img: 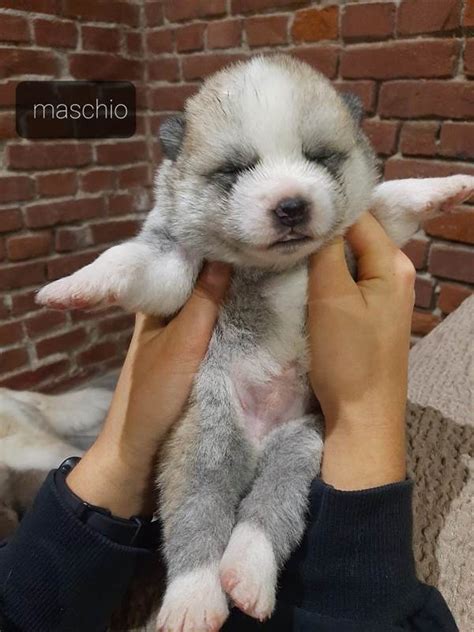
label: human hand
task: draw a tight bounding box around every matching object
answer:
[67,262,231,517]
[308,212,415,490]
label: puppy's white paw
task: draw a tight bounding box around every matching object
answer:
[220,522,277,621]
[157,565,229,632]
[37,242,153,312]
[419,175,474,215]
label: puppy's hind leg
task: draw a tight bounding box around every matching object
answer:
[157,387,254,632]
[220,416,323,621]
[370,175,474,247]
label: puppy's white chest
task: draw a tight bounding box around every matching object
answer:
[231,266,309,444]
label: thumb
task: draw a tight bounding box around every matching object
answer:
[309,237,356,301]
[173,261,232,349]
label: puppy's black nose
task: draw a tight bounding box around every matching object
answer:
[274,197,309,227]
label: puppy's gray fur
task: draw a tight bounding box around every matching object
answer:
[37,55,474,630]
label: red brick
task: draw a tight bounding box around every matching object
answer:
[0,0,59,13]
[36,328,87,359]
[385,158,474,180]
[63,0,139,26]
[145,1,164,26]
[429,243,474,283]
[0,112,15,139]
[290,47,339,80]
[182,53,247,81]
[166,0,227,22]
[438,282,472,313]
[379,81,474,119]
[438,122,474,160]
[464,39,474,78]
[398,0,461,35]
[402,238,429,270]
[0,322,23,346]
[400,122,439,157]
[0,360,69,390]
[91,220,140,245]
[55,226,92,252]
[0,208,22,234]
[23,309,67,338]
[82,25,120,52]
[342,2,395,41]
[465,0,474,26]
[208,19,242,49]
[96,140,147,165]
[98,313,134,335]
[78,341,117,367]
[411,310,441,335]
[0,262,45,290]
[232,0,306,14]
[0,80,16,107]
[0,176,34,203]
[292,6,339,42]
[69,54,142,81]
[176,24,205,53]
[0,348,28,373]
[36,172,78,197]
[0,14,30,43]
[0,297,8,319]
[117,165,151,189]
[424,210,474,245]
[47,250,100,281]
[26,197,105,229]
[414,276,435,308]
[0,48,59,79]
[245,15,288,47]
[7,143,92,170]
[147,29,174,54]
[126,31,143,56]
[150,84,199,111]
[335,81,376,115]
[34,18,77,48]
[362,119,398,155]
[80,169,115,193]
[148,58,180,82]
[71,305,118,324]
[107,193,135,216]
[0,238,4,261]
[7,232,51,261]
[11,291,39,316]
[341,40,460,80]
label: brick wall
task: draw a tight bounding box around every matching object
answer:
[0,0,473,391]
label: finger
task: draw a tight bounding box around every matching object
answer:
[346,212,397,281]
[173,261,232,352]
[309,237,357,301]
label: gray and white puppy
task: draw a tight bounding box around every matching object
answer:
[38,55,474,631]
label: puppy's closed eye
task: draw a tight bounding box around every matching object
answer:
[211,161,257,190]
[303,149,347,176]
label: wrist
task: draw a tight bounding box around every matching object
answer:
[66,441,155,519]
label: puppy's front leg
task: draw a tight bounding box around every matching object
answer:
[37,235,200,316]
[220,416,323,621]
[370,175,474,247]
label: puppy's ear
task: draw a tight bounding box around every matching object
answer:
[159,114,186,160]
[341,93,364,126]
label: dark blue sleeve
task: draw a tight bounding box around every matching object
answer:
[224,479,458,631]
[0,471,153,632]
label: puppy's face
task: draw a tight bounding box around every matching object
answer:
[159,56,378,268]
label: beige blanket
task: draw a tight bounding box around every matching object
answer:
[407,296,473,631]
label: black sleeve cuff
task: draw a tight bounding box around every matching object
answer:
[0,471,154,632]
[279,478,424,623]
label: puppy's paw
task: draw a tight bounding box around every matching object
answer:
[37,242,152,312]
[420,175,474,215]
[157,565,229,632]
[220,522,277,621]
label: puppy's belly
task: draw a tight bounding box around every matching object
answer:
[232,364,307,444]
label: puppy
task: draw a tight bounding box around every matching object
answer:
[38,55,474,631]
